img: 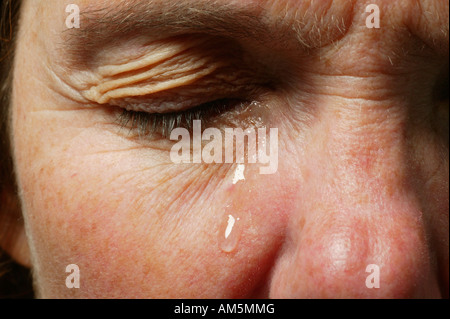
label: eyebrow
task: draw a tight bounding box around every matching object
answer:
[61,0,290,62]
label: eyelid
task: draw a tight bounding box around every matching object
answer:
[80,35,271,112]
[104,73,266,115]
[84,63,221,106]
[83,56,223,107]
[88,68,268,114]
[82,36,227,105]
[95,36,211,77]
[115,98,254,140]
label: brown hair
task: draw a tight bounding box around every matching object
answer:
[0,0,34,298]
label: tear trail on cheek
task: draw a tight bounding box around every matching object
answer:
[218,169,250,253]
[219,212,243,253]
[232,164,246,184]
[217,160,270,254]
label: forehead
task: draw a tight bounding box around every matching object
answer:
[19,0,448,64]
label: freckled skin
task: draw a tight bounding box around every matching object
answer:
[8,0,449,298]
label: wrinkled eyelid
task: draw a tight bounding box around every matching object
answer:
[83,57,223,107]
[79,36,260,111]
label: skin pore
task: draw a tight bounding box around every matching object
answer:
[4,0,449,298]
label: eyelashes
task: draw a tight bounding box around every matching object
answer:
[116,98,248,139]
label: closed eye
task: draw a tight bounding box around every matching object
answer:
[115,98,251,139]
[80,34,275,140]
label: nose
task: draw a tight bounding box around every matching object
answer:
[268,99,443,298]
[265,0,448,299]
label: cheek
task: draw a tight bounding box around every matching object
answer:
[13,102,296,298]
